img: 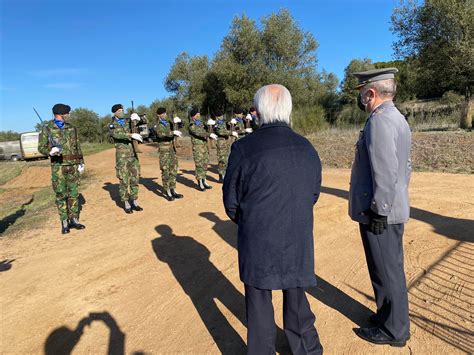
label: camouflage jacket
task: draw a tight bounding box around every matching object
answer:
[214,117,231,140]
[155,117,175,146]
[108,118,135,157]
[233,117,246,138]
[38,120,83,166]
[188,119,210,146]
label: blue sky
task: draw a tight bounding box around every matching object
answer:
[1,0,399,132]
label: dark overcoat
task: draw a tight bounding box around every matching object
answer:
[223,122,322,290]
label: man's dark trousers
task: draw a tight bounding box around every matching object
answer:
[245,285,323,354]
[359,223,410,341]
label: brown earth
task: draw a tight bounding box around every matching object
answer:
[1,144,473,354]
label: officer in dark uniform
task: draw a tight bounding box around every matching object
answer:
[349,68,412,347]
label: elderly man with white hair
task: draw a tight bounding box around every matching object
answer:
[223,84,323,354]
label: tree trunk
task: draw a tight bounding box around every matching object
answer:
[460,85,473,129]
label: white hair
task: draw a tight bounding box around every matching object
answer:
[253,84,292,125]
[363,79,397,98]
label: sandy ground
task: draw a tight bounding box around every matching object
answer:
[1,144,473,354]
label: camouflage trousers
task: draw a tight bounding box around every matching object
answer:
[51,164,80,222]
[216,139,230,176]
[159,144,178,190]
[116,152,140,202]
[192,144,209,180]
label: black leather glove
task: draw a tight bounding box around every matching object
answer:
[365,209,388,235]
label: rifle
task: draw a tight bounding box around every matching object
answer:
[130,100,142,154]
[33,107,62,150]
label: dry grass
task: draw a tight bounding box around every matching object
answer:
[308,129,473,174]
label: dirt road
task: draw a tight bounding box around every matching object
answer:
[1,144,473,354]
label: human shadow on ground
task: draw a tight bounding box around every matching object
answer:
[0,197,34,235]
[152,224,248,353]
[0,259,15,272]
[102,182,122,208]
[44,312,125,355]
[320,186,474,243]
[139,177,167,200]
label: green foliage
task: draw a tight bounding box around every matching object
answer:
[391,0,474,98]
[335,104,368,128]
[339,58,374,105]
[0,161,25,185]
[68,108,101,143]
[292,105,328,135]
[440,91,464,105]
[0,130,20,142]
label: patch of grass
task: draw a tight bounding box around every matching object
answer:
[81,142,114,156]
[0,161,26,186]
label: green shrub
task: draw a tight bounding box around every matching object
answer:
[292,105,328,135]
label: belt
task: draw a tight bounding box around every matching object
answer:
[61,154,82,160]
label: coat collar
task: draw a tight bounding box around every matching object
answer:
[258,122,291,131]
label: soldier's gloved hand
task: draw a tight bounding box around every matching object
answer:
[230,118,237,125]
[365,209,388,235]
[245,114,252,121]
[231,131,239,138]
[173,130,183,137]
[49,146,62,156]
[245,128,253,133]
[131,133,143,142]
[173,116,182,124]
[207,119,216,126]
[209,133,218,140]
[130,113,140,121]
[77,164,85,175]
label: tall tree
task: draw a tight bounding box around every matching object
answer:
[69,108,101,142]
[164,52,210,110]
[391,0,474,128]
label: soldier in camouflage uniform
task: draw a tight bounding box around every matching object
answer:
[188,107,218,191]
[231,107,247,139]
[38,103,86,234]
[155,107,184,201]
[213,109,239,182]
[109,104,144,214]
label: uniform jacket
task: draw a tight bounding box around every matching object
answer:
[155,117,177,148]
[214,117,231,141]
[188,119,209,146]
[109,118,136,158]
[349,101,412,224]
[38,120,83,166]
[223,122,322,290]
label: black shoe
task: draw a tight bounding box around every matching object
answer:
[61,221,70,234]
[218,174,224,183]
[165,190,175,201]
[171,189,183,199]
[69,219,86,230]
[124,201,133,214]
[203,180,212,189]
[131,201,143,211]
[354,327,407,347]
[198,180,206,191]
[369,314,381,325]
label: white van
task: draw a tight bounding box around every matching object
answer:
[20,132,47,160]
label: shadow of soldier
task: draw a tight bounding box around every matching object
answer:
[0,197,34,235]
[139,177,167,200]
[180,169,220,184]
[44,312,125,355]
[151,224,247,353]
[102,182,122,208]
[0,259,15,272]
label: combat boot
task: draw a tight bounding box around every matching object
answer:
[203,179,212,189]
[61,220,70,234]
[198,179,206,191]
[131,200,143,211]
[165,189,175,201]
[171,188,183,199]
[69,217,86,230]
[124,201,133,214]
